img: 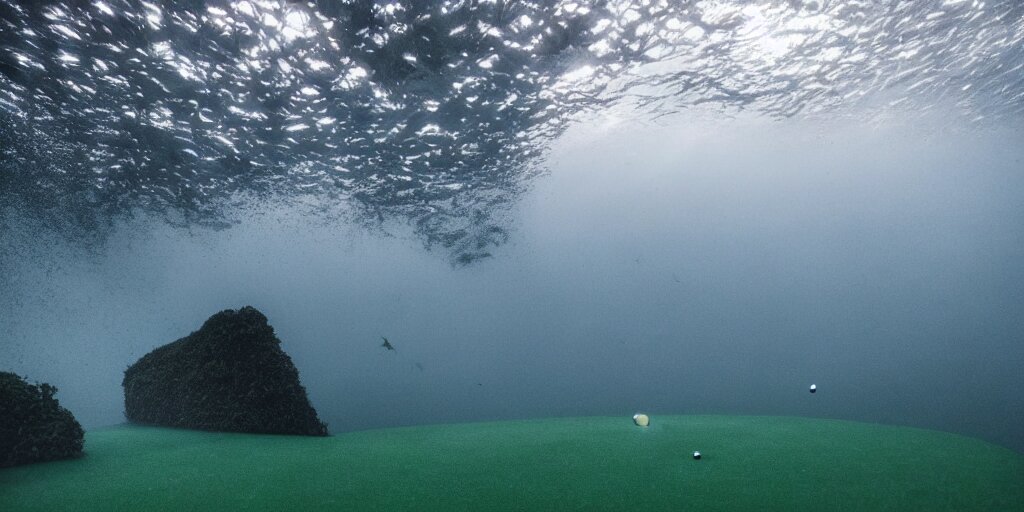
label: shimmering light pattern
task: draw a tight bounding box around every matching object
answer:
[0,0,1021,263]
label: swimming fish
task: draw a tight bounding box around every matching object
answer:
[381,337,395,352]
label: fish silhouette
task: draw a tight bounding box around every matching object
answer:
[381,337,395,352]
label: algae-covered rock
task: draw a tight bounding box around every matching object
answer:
[123,306,327,436]
[0,372,85,468]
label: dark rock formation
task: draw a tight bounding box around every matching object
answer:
[0,372,85,468]
[123,306,328,436]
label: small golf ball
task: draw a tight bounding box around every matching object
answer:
[809,384,817,393]
[693,451,702,460]
[633,413,650,427]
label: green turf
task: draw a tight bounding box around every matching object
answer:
[1,415,1021,511]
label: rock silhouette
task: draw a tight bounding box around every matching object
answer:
[0,372,84,467]
[123,306,327,436]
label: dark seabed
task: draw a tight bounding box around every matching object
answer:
[1,0,1023,508]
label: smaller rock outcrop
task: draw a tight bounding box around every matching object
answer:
[122,306,328,436]
[0,372,85,468]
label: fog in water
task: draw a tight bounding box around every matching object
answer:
[1,0,1023,454]
[2,111,1023,453]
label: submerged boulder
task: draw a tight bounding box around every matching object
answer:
[0,372,85,468]
[123,306,327,436]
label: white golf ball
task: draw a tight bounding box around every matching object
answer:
[633,413,650,427]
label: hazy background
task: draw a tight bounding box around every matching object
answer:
[2,110,1022,452]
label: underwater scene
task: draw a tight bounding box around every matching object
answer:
[1,0,1023,510]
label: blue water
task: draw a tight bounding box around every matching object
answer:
[1,1,1022,453]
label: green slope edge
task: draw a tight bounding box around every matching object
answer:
[1,415,1021,511]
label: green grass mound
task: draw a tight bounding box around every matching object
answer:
[1,415,1021,511]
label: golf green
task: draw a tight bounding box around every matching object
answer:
[1,415,1021,511]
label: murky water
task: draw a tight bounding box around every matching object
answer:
[1,0,1023,455]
